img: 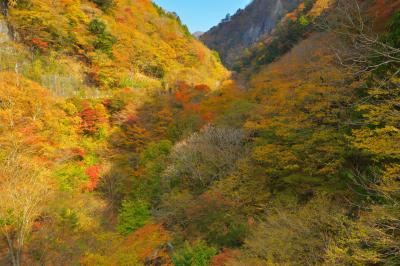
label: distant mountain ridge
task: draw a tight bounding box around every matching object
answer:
[193,31,205,38]
[200,0,303,67]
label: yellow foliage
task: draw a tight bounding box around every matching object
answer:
[7,0,228,91]
[81,223,172,266]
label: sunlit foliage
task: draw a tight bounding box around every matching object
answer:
[0,0,398,265]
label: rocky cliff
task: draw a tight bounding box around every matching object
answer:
[200,0,303,67]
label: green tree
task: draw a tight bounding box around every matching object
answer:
[88,19,117,56]
[117,200,150,236]
[172,241,217,266]
[91,0,115,12]
[132,140,172,205]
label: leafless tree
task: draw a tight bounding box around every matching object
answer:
[164,125,247,191]
[0,152,52,266]
[324,0,400,76]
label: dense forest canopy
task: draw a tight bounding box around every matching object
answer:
[0,0,399,265]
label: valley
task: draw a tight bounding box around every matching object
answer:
[0,0,399,265]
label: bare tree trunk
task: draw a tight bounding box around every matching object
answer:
[2,231,18,266]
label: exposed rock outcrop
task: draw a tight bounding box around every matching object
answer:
[200,0,303,67]
[0,18,11,43]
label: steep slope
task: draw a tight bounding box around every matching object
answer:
[0,0,227,96]
[0,1,229,265]
[200,0,303,67]
[0,0,399,265]
[233,0,333,71]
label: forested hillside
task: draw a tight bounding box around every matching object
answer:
[0,0,399,265]
[1,0,227,96]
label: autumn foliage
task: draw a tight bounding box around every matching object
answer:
[85,165,101,191]
[79,101,107,135]
[0,1,399,266]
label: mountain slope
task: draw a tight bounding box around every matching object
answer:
[0,0,399,265]
[0,1,229,265]
[200,0,303,67]
[0,0,227,96]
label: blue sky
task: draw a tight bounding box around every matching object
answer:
[152,0,252,32]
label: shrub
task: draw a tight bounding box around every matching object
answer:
[88,19,107,35]
[117,200,150,235]
[91,0,115,12]
[172,241,217,266]
[142,64,165,79]
[93,33,117,55]
[88,19,117,55]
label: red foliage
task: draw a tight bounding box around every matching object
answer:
[21,128,43,145]
[72,147,86,158]
[201,112,214,122]
[211,249,236,266]
[126,114,139,123]
[86,165,101,179]
[174,90,190,103]
[88,65,101,86]
[18,124,43,145]
[32,221,44,232]
[31,38,49,52]
[194,84,211,93]
[79,101,102,135]
[186,103,201,113]
[85,165,101,191]
[174,83,210,113]
[124,223,171,263]
[175,80,191,91]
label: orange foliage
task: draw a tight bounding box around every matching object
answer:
[123,223,172,265]
[0,72,76,164]
[369,0,400,30]
[79,101,107,135]
[185,191,235,221]
[72,147,86,159]
[201,112,214,122]
[31,37,49,52]
[194,84,211,93]
[174,90,190,103]
[85,165,101,191]
[197,48,206,62]
[174,83,211,115]
[211,249,238,266]
[88,65,101,86]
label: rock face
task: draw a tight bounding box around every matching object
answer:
[200,0,302,67]
[0,18,11,43]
